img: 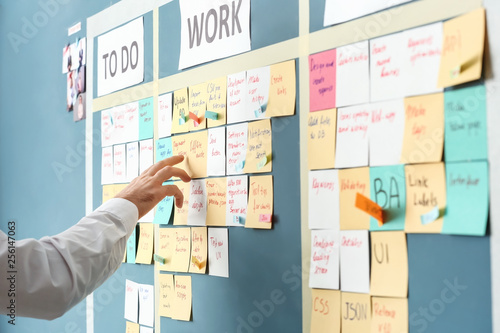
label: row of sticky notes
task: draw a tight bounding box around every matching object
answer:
[309,161,489,236]
[158,274,192,321]
[310,9,485,111]
[124,280,154,327]
[308,84,488,170]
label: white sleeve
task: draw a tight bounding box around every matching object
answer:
[0,198,138,320]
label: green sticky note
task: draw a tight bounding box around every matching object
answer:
[369,165,406,231]
[126,228,136,264]
[139,97,154,140]
[153,254,165,265]
[444,84,488,162]
[442,161,489,236]
[205,110,218,120]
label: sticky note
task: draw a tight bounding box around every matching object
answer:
[153,254,165,265]
[110,105,126,144]
[139,139,154,174]
[444,84,488,162]
[153,186,174,225]
[310,289,341,333]
[341,292,371,332]
[206,178,227,226]
[135,223,154,264]
[335,104,370,168]
[126,321,140,333]
[205,110,218,120]
[309,230,340,289]
[170,227,191,272]
[158,273,174,318]
[371,297,408,333]
[207,127,226,176]
[155,137,173,163]
[245,175,273,229]
[172,133,192,178]
[138,284,154,327]
[188,82,207,131]
[256,156,268,170]
[124,101,139,143]
[438,8,486,88]
[309,49,336,112]
[158,92,172,139]
[339,167,370,230]
[189,227,207,274]
[171,275,192,321]
[138,97,154,140]
[171,88,189,134]
[186,130,208,178]
[101,146,113,184]
[369,165,406,231]
[191,256,204,269]
[355,193,383,224]
[246,66,270,119]
[208,227,229,278]
[157,228,174,271]
[124,279,139,323]
[420,205,440,225]
[126,228,136,264]
[443,161,489,236]
[405,163,446,233]
[308,169,340,230]
[126,142,139,182]
[244,119,272,173]
[206,76,227,127]
[226,175,248,227]
[187,179,207,226]
[101,109,114,147]
[226,123,248,175]
[227,71,249,124]
[370,231,408,297]
[113,144,126,183]
[340,230,370,293]
[173,181,190,226]
[267,59,296,117]
[307,108,336,170]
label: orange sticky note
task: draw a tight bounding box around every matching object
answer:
[355,192,384,225]
[189,112,200,124]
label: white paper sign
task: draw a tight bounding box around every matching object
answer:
[309,230,340,290]
[207,127,226,176]
[340,230,370,293]
[139,139,154,174]
[335,104,370,168]
[369,100,405,166]
[226,175,248,227]
[101,146,113,184]
[138,284,154,327]
[324,0,411,26]
[178,0,251,69]
[246,66,270,119]
[97,17,144,96]
[187,179,208,226]
[113,144,126,183]
[124,279,139,323]
[226,123,248,175]
[308,170,340,230]
[158,93,173,138]
[126,142,139,182]
[227,71,248,124]
[124,101,139,143]
[336,41,370,107]
[208,228,229,278]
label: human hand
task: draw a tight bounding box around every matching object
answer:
[115,155,191,219]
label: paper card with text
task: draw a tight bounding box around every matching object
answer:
[226,123,248,175]
[207,127,226,176]
[307,108,336,170]
[138,284,154,327]
[206,178,227,226]
[339,167,370,230]
[443,161,489,236]
[206,76,227,127]
[244,119,272,173]
[172,275,192,321]
[309,230,340,289]
[124,101,139,143]
[335,104,370,168]
[246,66,270,119]
[438,8,485,88]
[158,273,174,318]
[187,179,207,226]
[101,109,114,147]
[323,0,410,26]
[369,165,406,231]
[403,22,443,97]
[267,60,296,117]
[173,181,190,226]
[124,279,139,323]
[187,130,208,178]
[172,133,192,177]
[309,49,336,112]
[126,321,140,333]
[208,227,229,278]
[308,169,340,230]
[188,82,207,131]
[444,84,488,162]
[113,144,126,183]
[310,289,341,333]
[153,184,174,224]
[370,297,408,333]
[369,99,405,166]
[139,97,154,140]
[226,175,248,227]
[227,71,249,124]
[158,93,172,138]
[140,326,153,333]
[157,228,174,271]
[336,41,370,108]
[126,228,136,264]
[341,292,371,333]
[135,223,154,264]
[370,33,406,102]
[405,163,446,233]
[401,93,444,164]
[189,227,208,273]
[370,231,408,297]
[170,227,191,272]
[126,142,139,182]
[156,137,173,163]
[171,88,189,134]
[111,105,126,145]
[245,175,273,229]
[101,146,113,184]
[139,139,154,174]
[340,230,370,293]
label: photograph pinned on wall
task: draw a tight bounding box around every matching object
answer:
[77,37,86,67]
[77,65,86,94]
[67,69,77,111]
[74,93,86,122]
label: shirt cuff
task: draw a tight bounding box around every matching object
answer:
[96,198,139,235]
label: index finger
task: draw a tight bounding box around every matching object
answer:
[146,155,184,176]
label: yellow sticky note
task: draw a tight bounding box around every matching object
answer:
[188,82,207,131]
[437,8,485,88]
[172,275,192,321]
[189,227,207,274]
[171,88,189,134]
[170,227,191,272]
[187,130,208,178]
[135,223,154,265]
[370,297,408,333]
[370,231,408,297]
[244,119,272,173]
[341,292,371,333]
[157,228,175,271]
[206,178,227,226]
[102,184,127,203]
[311,289,341,333]
[158,273,175,318]
[308,108,337,170]
[245,175,273,229]
[339,167,370,230]
[173,181,190,226]
[172,133,192,178]
[206,76,227,127]
[266,60,296,117]
[125,321,140,333]
[405,163,446,233]
[401,93,444,164]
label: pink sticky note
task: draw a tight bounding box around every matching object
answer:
[309,49,336,112]
[259,214,272,223]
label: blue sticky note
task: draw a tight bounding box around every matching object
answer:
[420,206,440,225]
[139,97,154,140]
[153,181,175,224]
[369,165,406,231]
[444,84,488,162]
[442,161,489,236]
[126,228,136,264]
[155,137,173,163]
